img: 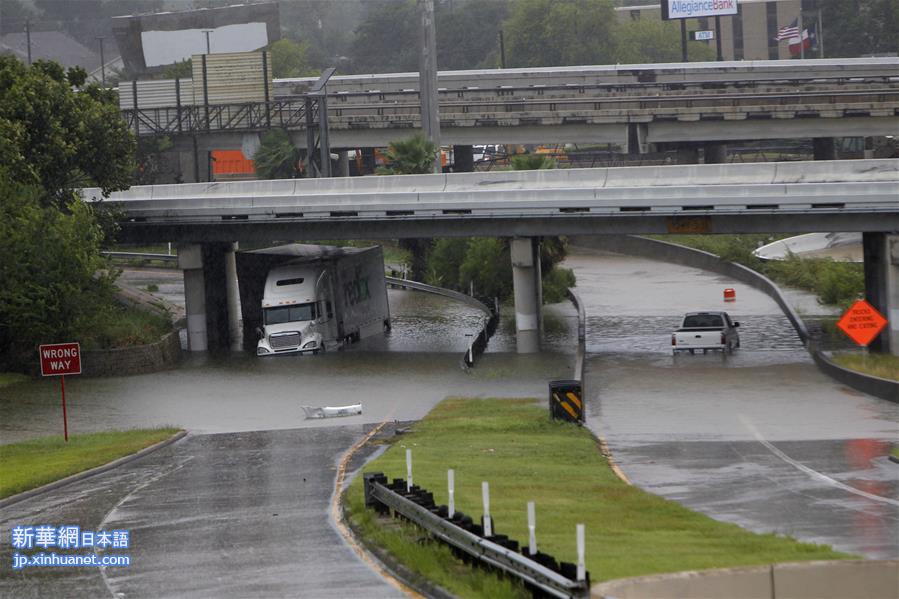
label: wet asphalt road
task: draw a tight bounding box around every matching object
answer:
[568,248,899,559]
[0,426,404,598]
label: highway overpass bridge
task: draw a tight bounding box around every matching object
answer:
[85,159,899,355]
[120,58,899,177]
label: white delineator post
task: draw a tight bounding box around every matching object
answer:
[482,481,492,537]
[576,524,586,582]
[527,501,537,556]
[447,469,455,518]
[406,449,413,492]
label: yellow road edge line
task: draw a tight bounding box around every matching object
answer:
[331,419,423,598]
[598,436,632,486]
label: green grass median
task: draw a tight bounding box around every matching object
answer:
[832,352,899,382]
[345,398,848,597]
[1,428,181,498]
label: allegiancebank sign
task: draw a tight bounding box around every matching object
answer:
[661,0,738,20]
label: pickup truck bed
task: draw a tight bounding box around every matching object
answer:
[672,312,740,354]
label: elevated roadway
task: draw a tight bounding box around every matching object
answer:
[84,159,899,244]
[120,58,899,148]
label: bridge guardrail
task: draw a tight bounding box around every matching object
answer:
[567,288,586,390]
[384,276,498,369]
[102,251,177,262]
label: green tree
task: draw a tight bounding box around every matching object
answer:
[269,39,318,78]
[0,56,135,208]
[615,17,716,64]
[459,238,513,300]
[436,0,510,70]
[510,153,556,170]
[379,133,438,175]
[349,0,419,73]
[0,55,136,369]
[817,0,898,57]
[503,0,617,67]
[253,128,302,179]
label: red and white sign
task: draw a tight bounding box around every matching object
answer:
[836,300,888,347]
[39,342,82,377]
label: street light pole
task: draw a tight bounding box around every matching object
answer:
[97,37,106,86]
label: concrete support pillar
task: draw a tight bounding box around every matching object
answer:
[703,142,728,164]
[627,123,649,155]
[813,137,837,160]
[676,145,700,164]
[864,137,875,160]
[453,145,474,172]
[511,237,540,354]
[225,242,243,352]
[179,244,208,352]
[178,242,236,352]
[337,150,350,177]
[862,233,899,355]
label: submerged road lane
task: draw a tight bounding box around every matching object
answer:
[568,247,899,559]
[0,426,405,598]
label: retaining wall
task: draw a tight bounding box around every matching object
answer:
[81,331,182,377]
[571,235,899,403]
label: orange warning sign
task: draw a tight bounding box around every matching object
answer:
[836,300,888,347]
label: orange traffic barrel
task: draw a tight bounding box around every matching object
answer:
[724,288,736,302]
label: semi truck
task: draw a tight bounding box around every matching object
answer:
[255,246,390,356]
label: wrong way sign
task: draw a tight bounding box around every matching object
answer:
[836,300,888,347]
[39,342,82,376]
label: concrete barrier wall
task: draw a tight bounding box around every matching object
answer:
[571,235,899,403]
[592,560,899,599]
[81,331,181,377]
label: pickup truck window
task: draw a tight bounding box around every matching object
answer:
[264,303,317,325]
[683,314,724,328]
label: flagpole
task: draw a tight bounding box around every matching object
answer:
[817,9,824,58]
[798,12,804,59]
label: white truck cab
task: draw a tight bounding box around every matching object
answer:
[255,264,334,356]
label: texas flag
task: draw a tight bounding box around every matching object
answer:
[789,22,817,55]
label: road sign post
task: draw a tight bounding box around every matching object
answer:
[39,342,82,442]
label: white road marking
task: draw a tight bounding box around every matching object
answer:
[738,414,899,507]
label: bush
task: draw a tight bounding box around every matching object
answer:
[542,267,576,304]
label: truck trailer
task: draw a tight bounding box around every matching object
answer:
[255,246,390,356]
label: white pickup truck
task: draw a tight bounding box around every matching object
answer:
[672,312,740,354]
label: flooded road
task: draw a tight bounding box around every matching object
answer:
[569,247,899,559]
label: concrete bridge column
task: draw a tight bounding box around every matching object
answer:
[225,243,243,351]
[863,233,899,355]
[453,145,474,172]
[179,244,208,351]
[511,237,541,354]
[337,150,350,177]
[178,242,239,351]
[813,138,837,160]
[703,142,728,164]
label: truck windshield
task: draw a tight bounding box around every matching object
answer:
[264,303,317,325]
[683,314,724,328]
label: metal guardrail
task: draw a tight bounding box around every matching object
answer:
[102,251,177,262]
[567,289,586,389]
[363,473,589,598]
[385,276,499,369]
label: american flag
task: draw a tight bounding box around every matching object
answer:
[776,19,800,41]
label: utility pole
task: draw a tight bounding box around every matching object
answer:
[715,15,723,61]
[418,0,441,174]
[202,29,212,54]
[817,9,824,58]
[97,37,106,86]
[798,12,804,59]
[680,20,688,62]
[25,18,32,64]
[499,30,506,69]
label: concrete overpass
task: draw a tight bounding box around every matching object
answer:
[119,58,899,178]
[85,159,899,355]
